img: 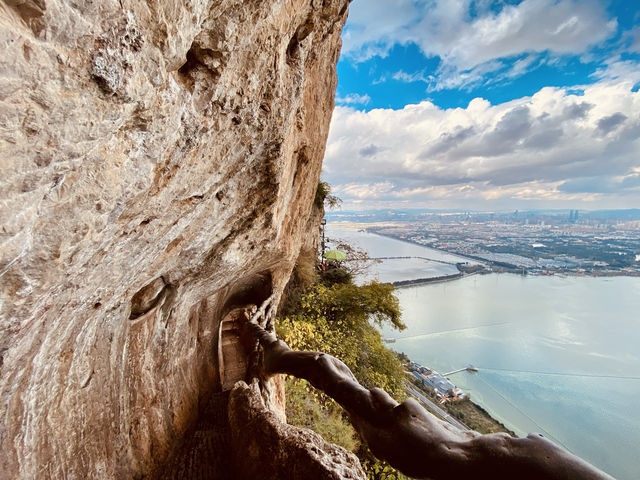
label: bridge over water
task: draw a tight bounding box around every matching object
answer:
[372,256,460,266]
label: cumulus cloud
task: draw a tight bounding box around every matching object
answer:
[324,80,640,209]
[597,113,628,135]
[359,144,386,157]
[342,0,617,90]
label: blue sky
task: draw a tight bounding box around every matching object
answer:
[324,0,640,211]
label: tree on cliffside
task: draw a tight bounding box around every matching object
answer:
[278,246,410,479]
[315,180,342,209]
[279,280,405,397]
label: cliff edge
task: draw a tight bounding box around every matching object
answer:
[0,0,349,477]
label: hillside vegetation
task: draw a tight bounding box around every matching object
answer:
[277,249,411,479]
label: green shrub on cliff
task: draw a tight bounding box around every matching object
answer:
[314,180,342,209]
[284,376,360,452]
[278,280,406,397]
[278,257,409,479]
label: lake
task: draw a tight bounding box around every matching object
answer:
[326,224,469,283]
[328,224,640,480]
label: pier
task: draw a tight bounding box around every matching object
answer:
[443,365,479,376]
[409,362,469,402]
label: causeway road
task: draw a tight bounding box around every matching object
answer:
[406,384,470,431]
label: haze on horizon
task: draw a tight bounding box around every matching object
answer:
[324,0,640,211]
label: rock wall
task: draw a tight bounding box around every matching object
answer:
[229,381,366,480]
[0,0,349,478]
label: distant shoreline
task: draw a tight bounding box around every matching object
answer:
[368,230,479,265]
[403,369,515,436]
[392,272,466,288]
[370,229,640,279]
[357,230,487,287]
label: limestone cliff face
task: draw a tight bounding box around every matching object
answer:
[0,0,349,477]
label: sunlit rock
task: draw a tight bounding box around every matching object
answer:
[0,0,349,477]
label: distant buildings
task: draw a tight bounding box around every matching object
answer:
[409,362,467,402]
[364,212,640,275]
[569,210,580,223]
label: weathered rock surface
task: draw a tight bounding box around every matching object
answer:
[163,390,234,479]
[0,0,349,477]
[229,381,366,480]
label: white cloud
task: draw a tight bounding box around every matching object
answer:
[592,57,640,84]
[632,28,640,53]
[392,55,543,92]
[342,0,618,90]
[335,93,372,106]
[428,59,505,91]
[324,80,640,210]
[339,182,396,199]
[500,54,540,80]
[392,70,431,83]
[619,26,640,54]
[341,0,424,61]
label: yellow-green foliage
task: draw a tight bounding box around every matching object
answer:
[285,377,360,452]
[358,447,413,480]
[278,269,411,479]
[277,281,406,399]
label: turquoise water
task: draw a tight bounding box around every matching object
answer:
[331,225,640,480]
[326,225,466,282]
